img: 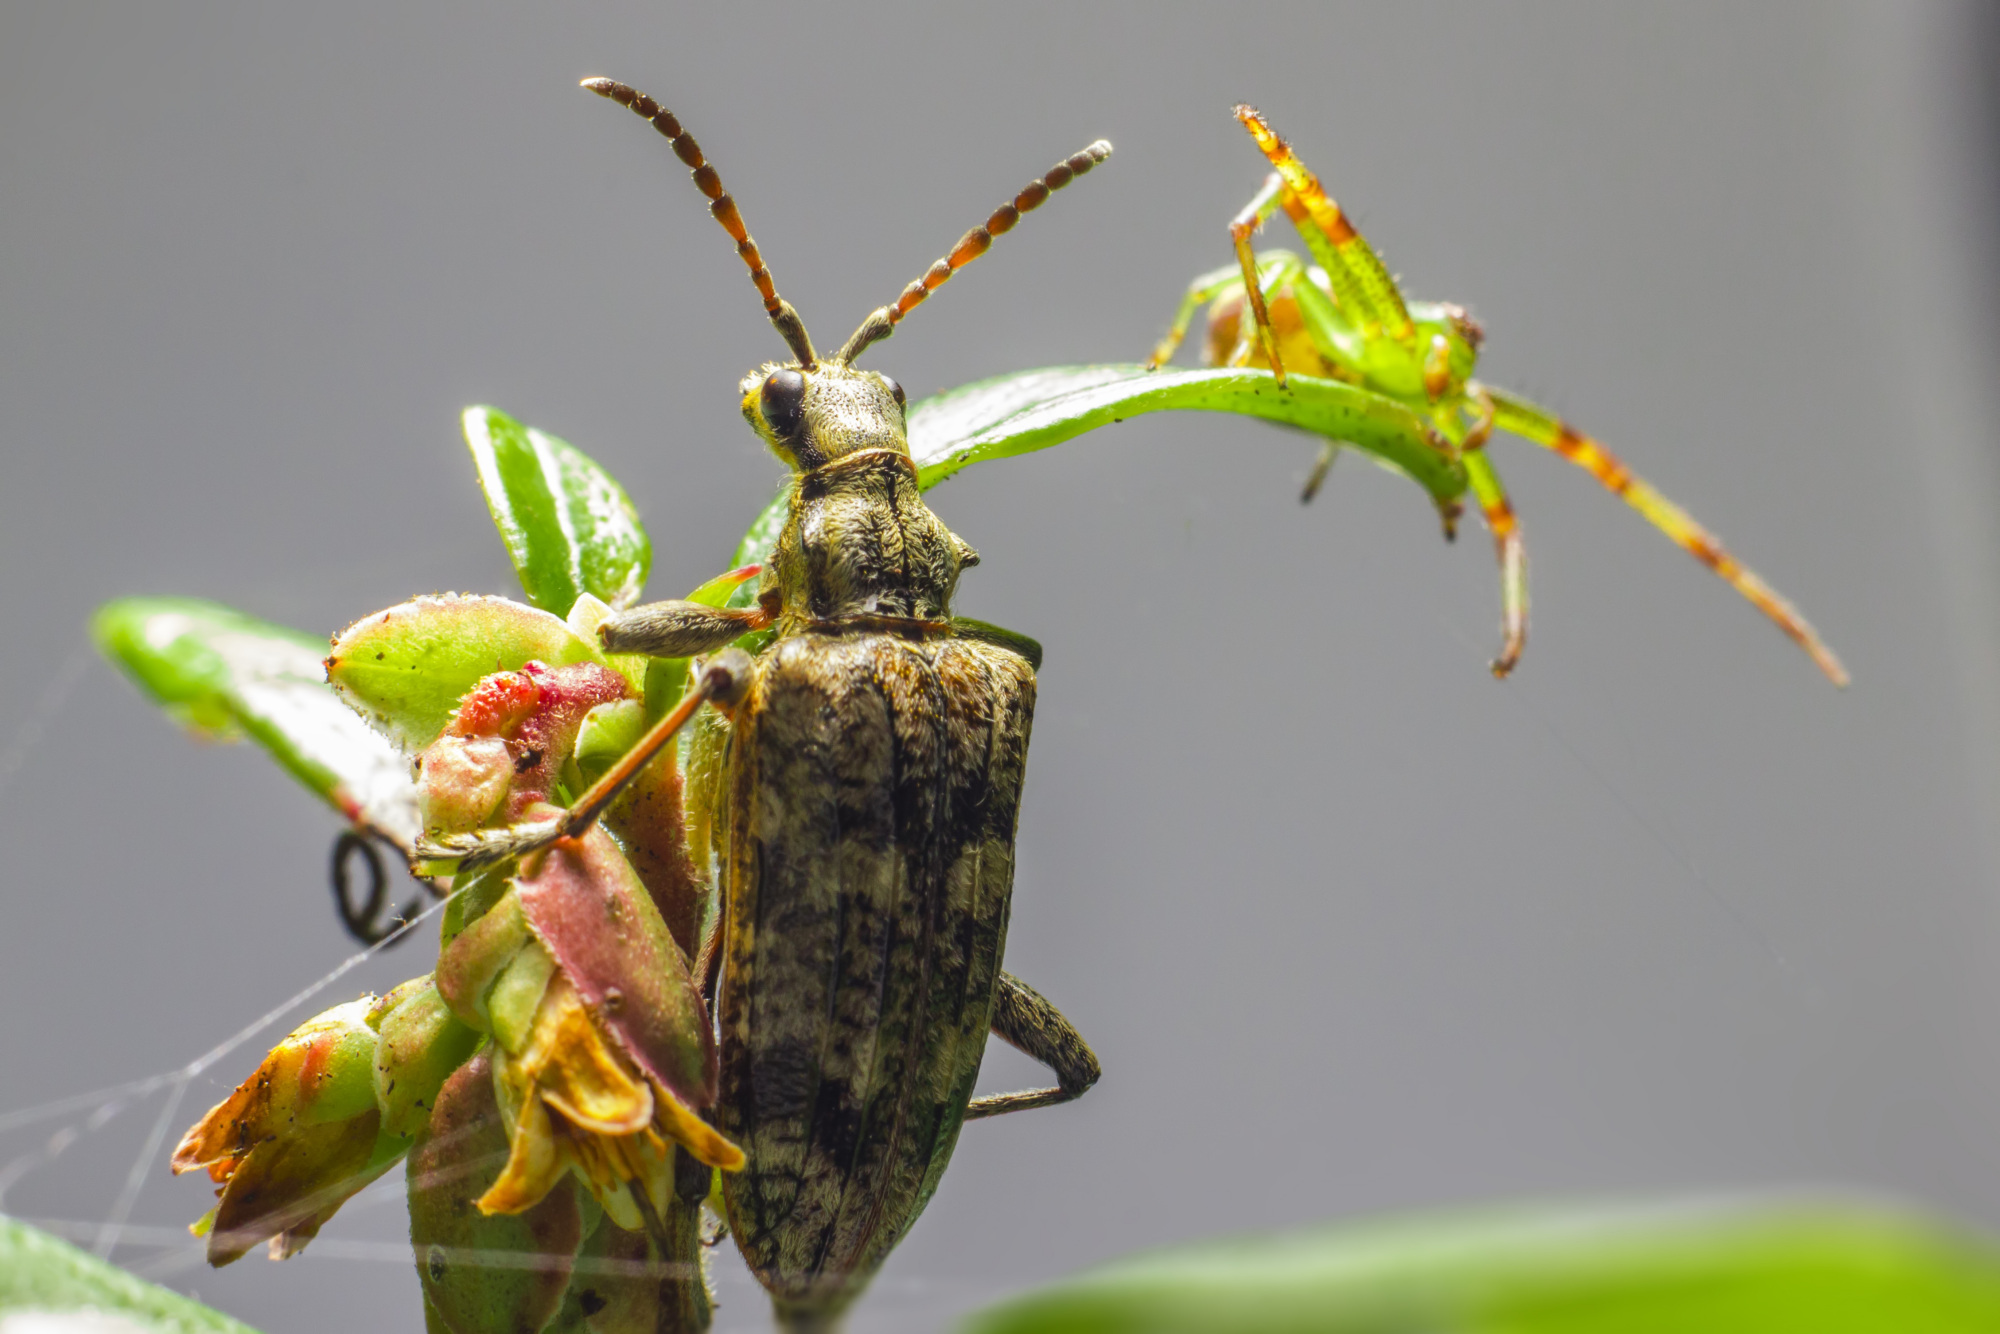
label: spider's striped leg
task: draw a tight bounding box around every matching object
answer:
[1149,172,1290,371]
[1483,385,1848,686]
[1228,172,1292,380]
[1235,105,1414,345]
[1459,393,1527,677]
[1147,262,1244,369]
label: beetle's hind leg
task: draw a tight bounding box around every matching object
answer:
[964,973,1100,1120]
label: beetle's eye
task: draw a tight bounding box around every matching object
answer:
[883,376,906,409]
[759,369,807,440]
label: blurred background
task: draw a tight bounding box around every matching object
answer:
[4,3,2000,1330]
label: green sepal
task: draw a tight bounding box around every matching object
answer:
[574,698,648,786]
[0,1216,262,1332]
[297,1001,385,1127]
[566,591,648,695]
[93,597,420,849]
[962,1197,2000,1334]
[326,594,607,754]
[435,888,529,1030]
[438,860,513,948]
[409,1053,582,1334]
[733,365,1463,568]
[464,405,651,614]
[370,976,486,1139]
[488,936,557,1054]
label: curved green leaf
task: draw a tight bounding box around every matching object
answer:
[732,478,794,573]
[1,1215,261,1332]
[326,594,606,754]
[963,1197,2000,1334]
[732,364,1463,567]
[464,406,651,614]
[94,597,419,850]
[911,365,1460,496]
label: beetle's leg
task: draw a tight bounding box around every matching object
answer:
[416,650,756,865]
[1235,105,1415,345]
[1482,384,1848,686]
[1458,390,1528,677]
[964,973,1100,1120]
[600,598,772,658]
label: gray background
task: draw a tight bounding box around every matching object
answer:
[4,3,2000,1330]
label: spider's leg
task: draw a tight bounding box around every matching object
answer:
[1226,172,1292,381]
[1147,262,1244,370]
[1299,442,1340,504]
[1460,392,1527,676]
[1235,106,1414,345]
[1149,172,1291,371]
[1484,385,1847,686]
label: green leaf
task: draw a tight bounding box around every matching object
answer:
[0,1215,262,1332]
[910,365,1460,497]
[733,478,794,572]
[464,406,651,614]
[94,597,419,850]
[962,1197,2000,1334]
[732,365,1463,568]
[326,594,607,754]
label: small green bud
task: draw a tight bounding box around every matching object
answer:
[371,977,486,1140]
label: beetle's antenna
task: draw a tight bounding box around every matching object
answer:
[835,139,1112,366]
[583,78,817,368]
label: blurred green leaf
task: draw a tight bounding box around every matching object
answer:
[94,597,419,850]
[0,1215,260,1332]
[464,406,651,614]
[962,1197,2000,1334]
[733,365,1461,567]
[326,594,606,754]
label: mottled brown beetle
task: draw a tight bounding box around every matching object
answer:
[421,78,1110,1329]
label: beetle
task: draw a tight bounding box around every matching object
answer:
[419,77,1110,1329]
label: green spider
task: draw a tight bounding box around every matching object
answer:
[1148,104,1847,686]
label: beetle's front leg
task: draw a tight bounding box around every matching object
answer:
[416,648,754,866]
[599,596,773,657]
[965,972,1101,1120]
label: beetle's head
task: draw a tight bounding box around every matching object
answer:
[581,76,1110,474]
[740,359,908,470]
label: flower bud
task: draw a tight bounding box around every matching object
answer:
[408,1052,581,1333]
[368,977,485,1140]
[173,998,405,1265]
[416,734,513,834]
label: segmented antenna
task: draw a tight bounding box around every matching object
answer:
[582,77,817,367]
[836,139,1114,365]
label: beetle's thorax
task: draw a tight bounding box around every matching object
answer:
[764,450,977,632]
